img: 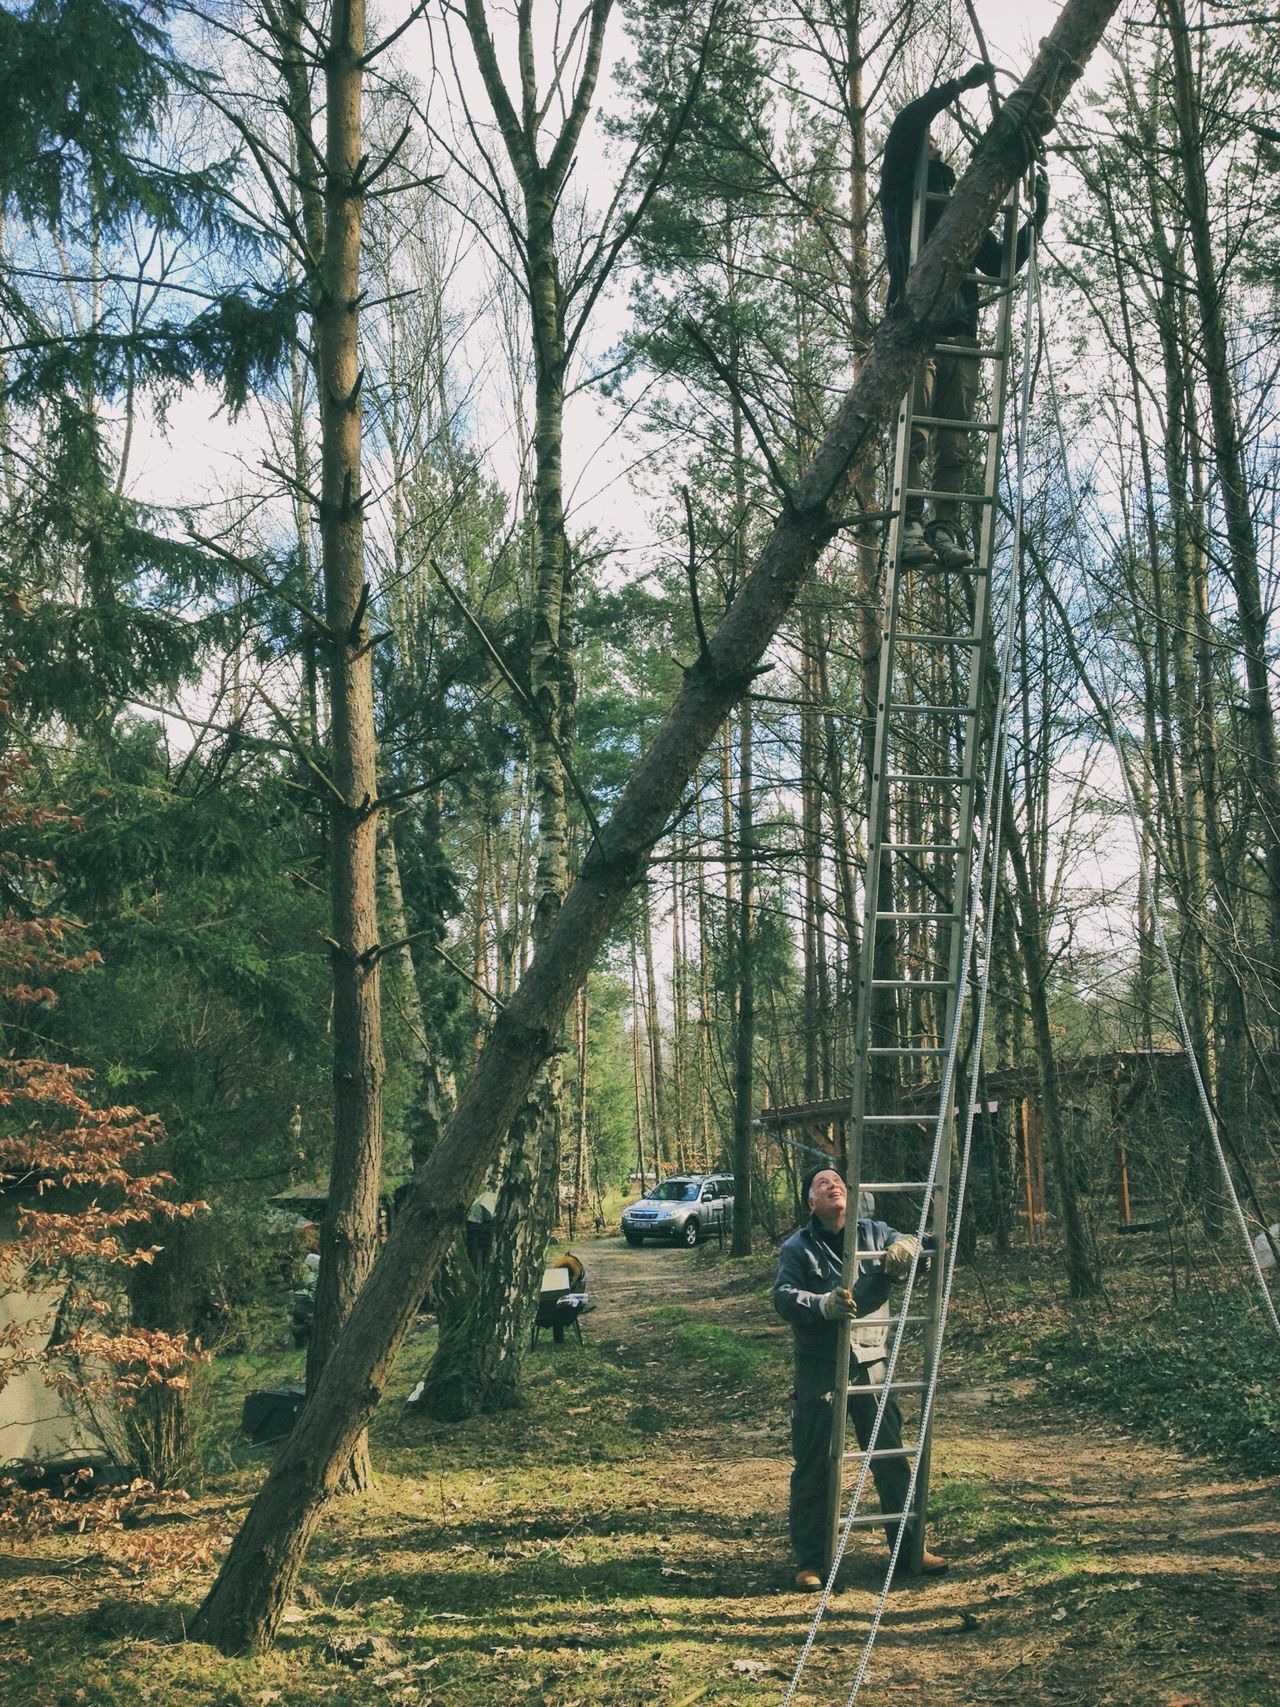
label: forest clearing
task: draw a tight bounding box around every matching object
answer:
[3,1232,1277,1707]
[4,0,1280,1696]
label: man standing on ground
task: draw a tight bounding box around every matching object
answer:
[773,1165,947,1589]
[879,63,1048,569]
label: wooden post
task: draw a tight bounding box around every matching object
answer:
[1019,1096,1037,1244]
[1030,1105,1047,1237]
[1117,1135,1132,1225]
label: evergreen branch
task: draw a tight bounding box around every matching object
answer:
[250,684,349,811]
[126,696,304,767]
[679,319,797,508]
[564,0,726,363]
[426,557,604,845]
[259,458,326,515]
[356,123,425,197]
[681,486,712,666]
[166,66,313,264]
[428,940,506,1010]
[371,768,468,813]
[364,927,438,968]
[185,527,335,643]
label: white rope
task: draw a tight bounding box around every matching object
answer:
[783,179,1039,1707]
[1034,262,1280,1341]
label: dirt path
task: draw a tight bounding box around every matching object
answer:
[579,1234,1280,1707]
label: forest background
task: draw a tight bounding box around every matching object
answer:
[1,0,1279,1687]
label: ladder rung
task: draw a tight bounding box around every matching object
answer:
[883,704,975,716]
[896,559,989,575]
[842,1510,916,1529]
[860,1115,934,1125]
[885,635,982,648]
[904,487,996,504]
[873,1037,955,1051]
[931,343,1007,359]
[849,1378,927,1393]
[881,842,960,853]
[874,911,962,922]
[860,1180,935,1191]
[873,983,955,996]
[910,414,1000,431]
[844,1446,919,1462]
[882,770,973,783]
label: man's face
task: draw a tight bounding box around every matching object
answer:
[808,1170,847,1231]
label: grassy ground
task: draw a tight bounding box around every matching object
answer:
[2,1231,1277,1707]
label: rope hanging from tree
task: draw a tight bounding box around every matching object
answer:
[1031,256,1280,1343]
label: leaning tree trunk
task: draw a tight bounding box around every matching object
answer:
[187,5,1120,1649]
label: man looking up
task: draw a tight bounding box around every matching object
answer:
[773,1165,947,1589]
[879,63,1048,569]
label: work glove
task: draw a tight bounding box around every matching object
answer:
[1033,166,1050,219]
[881,1237,918,1282]
[819,1287,857,1321]
[959,62,993,92]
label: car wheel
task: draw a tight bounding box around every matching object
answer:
[624,1230,645,1247]
[681,1218,700,1247]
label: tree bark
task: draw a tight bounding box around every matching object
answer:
[731,701,754,1254]
[283,0,382,1494]
[188,3,1120,1647]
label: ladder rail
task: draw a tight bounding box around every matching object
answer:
[824,151,1023,1575]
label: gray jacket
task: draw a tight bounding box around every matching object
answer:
[773,1215,908,1401]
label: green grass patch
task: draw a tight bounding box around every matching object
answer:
[648,1307,786,1388]
[1014,1540,1100,1581]
[928,1470,1040,1534]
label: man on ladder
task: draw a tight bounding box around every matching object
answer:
[880,63,1049,569]
[774,1166,948,1589]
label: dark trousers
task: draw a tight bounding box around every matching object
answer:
[907,334,981,527]
[789,1360,913,1571]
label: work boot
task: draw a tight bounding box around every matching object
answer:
[793,1568,823,1590]
[924,522,974,568]
[899,519,937,565]
[878,1546,949,1578]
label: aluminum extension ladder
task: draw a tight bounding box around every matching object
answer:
[823,164,1023,1574]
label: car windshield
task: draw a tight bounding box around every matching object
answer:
[649,1181,698,1202]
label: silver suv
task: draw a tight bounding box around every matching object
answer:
[621,1174,735,1247]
